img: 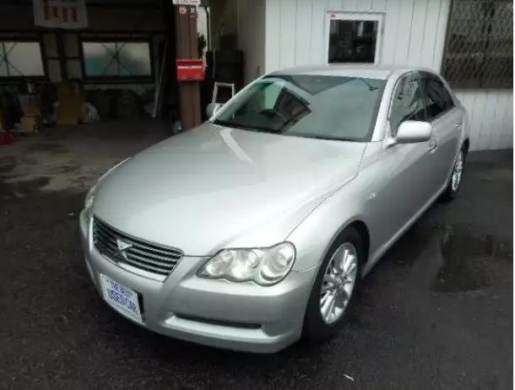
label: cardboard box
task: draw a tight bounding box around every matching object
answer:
[57,82,84,126]
[21,115,41,133]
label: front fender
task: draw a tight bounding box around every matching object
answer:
[287,177,370,272]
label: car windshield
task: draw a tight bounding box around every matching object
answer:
[213,74,385,142]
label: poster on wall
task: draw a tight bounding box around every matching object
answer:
[33,0,88,29]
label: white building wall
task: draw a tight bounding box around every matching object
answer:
[263,0,513,150]
[456,90,513,150]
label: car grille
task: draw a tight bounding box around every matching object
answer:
[92,217,183,277]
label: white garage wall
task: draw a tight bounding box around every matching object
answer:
[262,0,513,150]
[264,0,451,71]
[457,90,513,151]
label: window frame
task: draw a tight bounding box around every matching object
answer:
[324,12,384,65]
[79,37,155,83]
[0,37,47,82]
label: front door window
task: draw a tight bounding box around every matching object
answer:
[389,75,427,136]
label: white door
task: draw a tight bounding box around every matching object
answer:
[325,12,384,65]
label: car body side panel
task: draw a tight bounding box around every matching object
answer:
[289,89,466,276]
[288,135,454,276]
[287,164,371,272]
[430,107,464,191]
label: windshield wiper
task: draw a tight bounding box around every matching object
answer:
[213,119,254,131]
[213,119,280,134]
[295,134,358,142]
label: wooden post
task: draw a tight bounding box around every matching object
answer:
[55,29,68,81]
[175,5,201,130]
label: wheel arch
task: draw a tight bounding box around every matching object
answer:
[321,219,371,270]
[347,220,370,266]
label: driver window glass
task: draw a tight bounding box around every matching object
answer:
[389,77,426,136]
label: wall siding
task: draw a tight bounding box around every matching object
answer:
[456,91,513,151]
[265,0,451,71]
[263,0,513,150]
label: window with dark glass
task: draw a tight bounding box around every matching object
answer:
[389,77,426,136]
[82,41,152,78]
[423,78,455,120]
[328,20,378,63]
[442,0,512,88]
[0,41,45,77]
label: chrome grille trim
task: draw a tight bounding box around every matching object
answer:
[92,217,183,277]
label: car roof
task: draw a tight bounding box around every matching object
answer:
[268,64,438,80]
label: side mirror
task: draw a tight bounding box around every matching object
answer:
[396,120,432,144]
[206,102,223,118]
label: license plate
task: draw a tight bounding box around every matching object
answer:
[100,274,143,323]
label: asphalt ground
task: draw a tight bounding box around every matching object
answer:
[0,149,512,390]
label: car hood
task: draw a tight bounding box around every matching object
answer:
[94,124,366,256]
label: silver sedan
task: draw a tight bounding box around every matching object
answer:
[80,65,469,353]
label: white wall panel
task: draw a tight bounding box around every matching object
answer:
[456,90,513,150]
[295,0,314,66]
[265,0,282,72]
[343,0,363,11]
[501,94,514,149]
[279,0,297,69]
[381,0,401,64]
[260,0,512,150]
[371,0,388,11]
[406,0,428,66]
[419,0,442,67]
[431,0,451,72]
[265,0,452,72]
[308,0,327,66]
[393,0,415,64]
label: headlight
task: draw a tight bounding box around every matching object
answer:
[198,242,296,286]
[84,184,97,220]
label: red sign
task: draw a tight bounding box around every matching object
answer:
[176,59,205,82]
[179,5,187,14]
[33,0,88,29]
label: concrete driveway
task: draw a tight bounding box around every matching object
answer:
[0,127,512,390]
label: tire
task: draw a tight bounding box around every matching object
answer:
[303,227,363,341]
[441,147,466,201]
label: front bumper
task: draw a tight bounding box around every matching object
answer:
[80,211,317,353]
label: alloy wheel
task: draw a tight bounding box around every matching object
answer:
[319,243,359,324]
[451,151,464,192]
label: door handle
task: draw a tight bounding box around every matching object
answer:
[428,139,438,152]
